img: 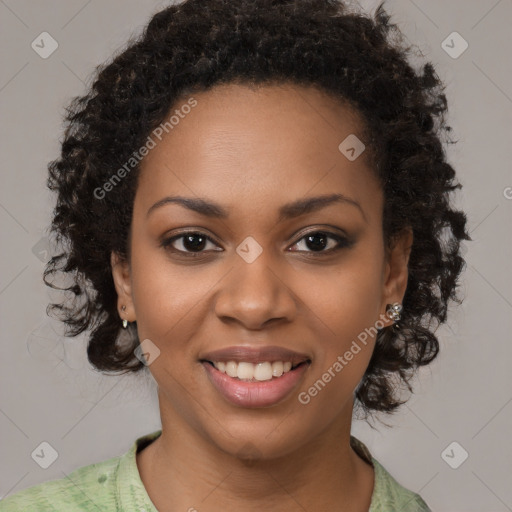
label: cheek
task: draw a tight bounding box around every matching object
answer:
[297,250,384,401]
[308,249,384,338]
[128,240,210,347]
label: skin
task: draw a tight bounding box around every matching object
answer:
[111,82,412,512]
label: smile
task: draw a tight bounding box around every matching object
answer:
[209,360,298,381]
[201,360,310,408]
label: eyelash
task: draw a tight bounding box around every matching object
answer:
[160,230,353,257]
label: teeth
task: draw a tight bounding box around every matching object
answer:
[211,360,298,381]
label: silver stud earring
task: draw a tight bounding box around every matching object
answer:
[386,302,403,322]
[121,305,128,328]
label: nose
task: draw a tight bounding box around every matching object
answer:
[214,250,297,330]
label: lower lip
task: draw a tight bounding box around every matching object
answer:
[202,361,310,408]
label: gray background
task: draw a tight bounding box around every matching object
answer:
[1,1,511,510]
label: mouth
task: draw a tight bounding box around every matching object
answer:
[199,345,311,408]
[201,359,310,382]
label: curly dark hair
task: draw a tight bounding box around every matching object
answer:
[43,0,470,419]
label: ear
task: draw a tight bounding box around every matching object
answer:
[111,251,136,323]
[379,227,413,328]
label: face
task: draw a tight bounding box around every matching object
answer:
[112,83,412,459]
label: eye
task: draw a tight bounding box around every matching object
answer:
[161,229,353,257]
[161,232,221,255]
[288,231,352,254]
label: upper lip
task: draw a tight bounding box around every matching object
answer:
[199,345,311,365]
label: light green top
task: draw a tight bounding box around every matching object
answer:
[0,430,431,511]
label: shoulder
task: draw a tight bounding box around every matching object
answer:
[370,458,432,512]
[0,454,121,511]
[0,447,124,511]
[0,430,162,512]
[350,436,432,512]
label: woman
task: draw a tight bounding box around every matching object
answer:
[0,0,469,510]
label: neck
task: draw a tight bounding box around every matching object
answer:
[136,397,374,512]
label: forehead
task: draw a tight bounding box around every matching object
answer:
[144,82,369,165]
[136,82,382,225]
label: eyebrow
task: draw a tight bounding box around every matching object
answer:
[146,193,366,223]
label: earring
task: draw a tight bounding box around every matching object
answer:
[121,305,128,328]
[386,302,403,322]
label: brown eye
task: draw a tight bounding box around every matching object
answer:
[161,232,221,254]
[289,231,353,254]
